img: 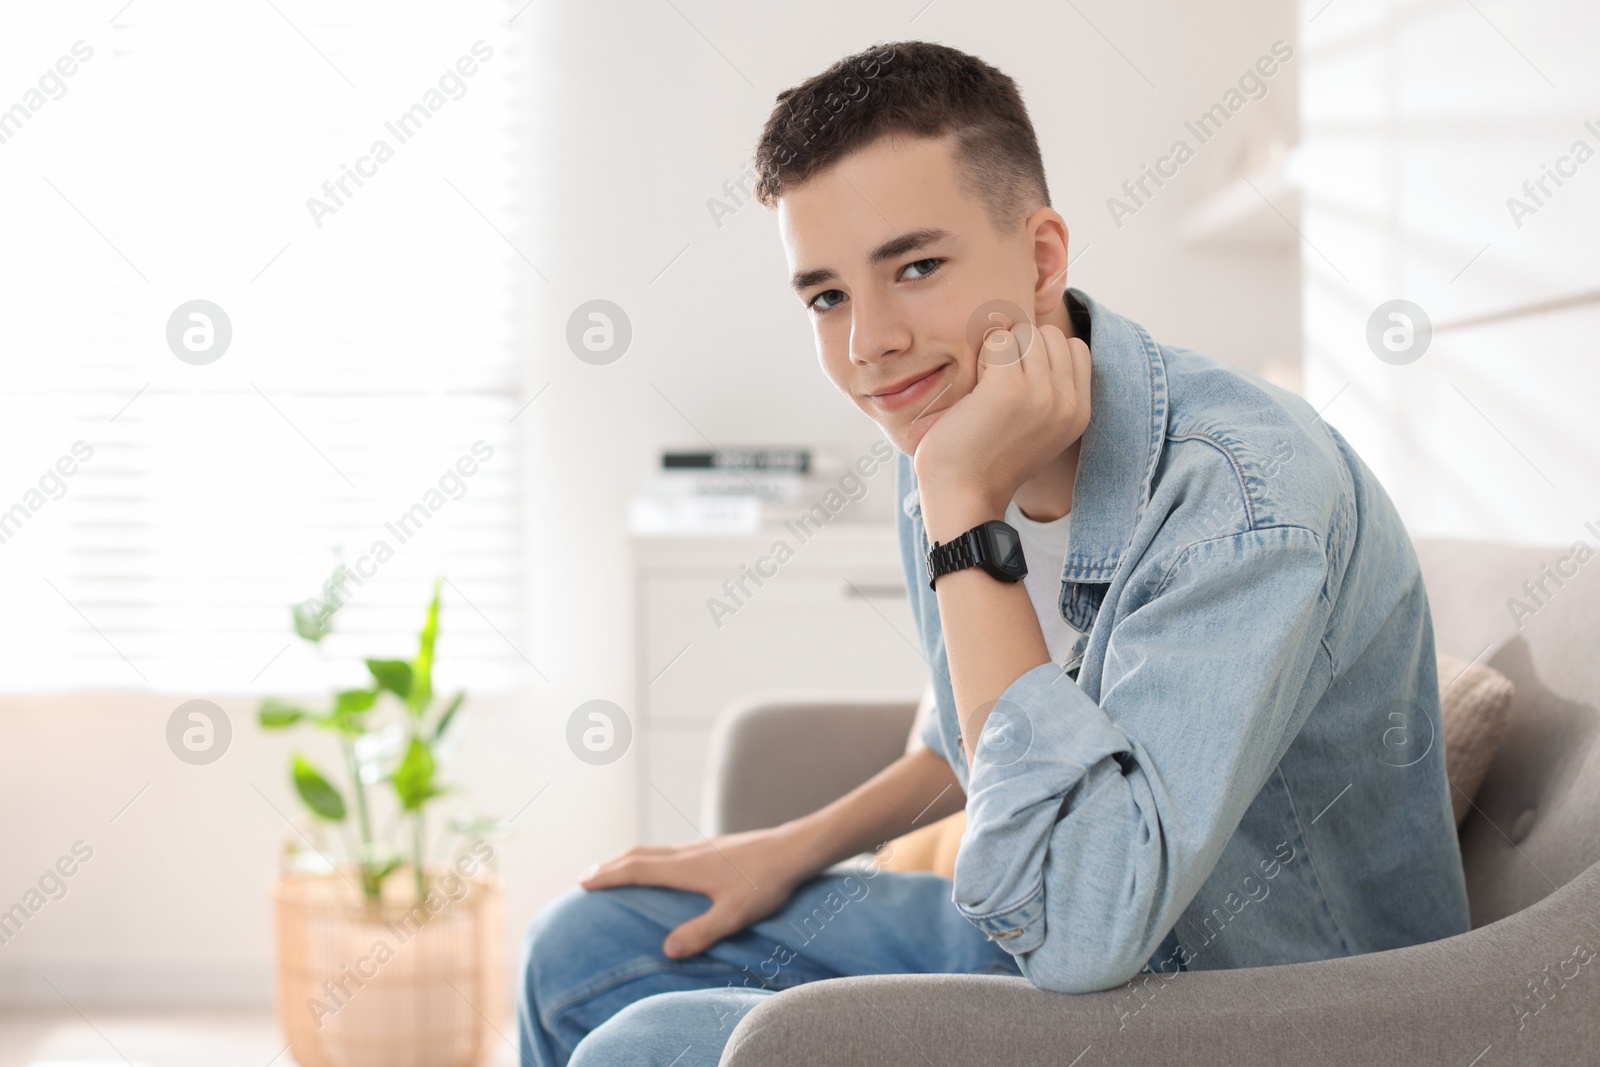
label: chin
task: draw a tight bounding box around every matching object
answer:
[887,419,933,459]
[862,416,911,457]
[859,398,944,458]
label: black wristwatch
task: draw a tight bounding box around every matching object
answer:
[926,519,1028,590]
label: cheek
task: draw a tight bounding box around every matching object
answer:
[816,340,851,393]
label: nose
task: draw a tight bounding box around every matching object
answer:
[847,289,913,368]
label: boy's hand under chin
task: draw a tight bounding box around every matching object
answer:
[912,320,1091,539]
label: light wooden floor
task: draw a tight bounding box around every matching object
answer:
[0,1009,523,1067]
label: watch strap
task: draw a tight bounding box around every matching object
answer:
[929,527,981,586]
[927,520,1025,590]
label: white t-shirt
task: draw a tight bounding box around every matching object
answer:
[1005,498,1082,667]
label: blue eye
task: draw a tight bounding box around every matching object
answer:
[806,257,945,315]
[809,289,845,313]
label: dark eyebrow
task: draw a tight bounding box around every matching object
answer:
[789,227,954,293]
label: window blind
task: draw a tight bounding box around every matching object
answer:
[0,1,528,694]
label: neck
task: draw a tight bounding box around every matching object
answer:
[1013,441,1079,522]
[1012,294,1080,522]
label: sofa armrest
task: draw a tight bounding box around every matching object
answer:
[701,694,918,836]
[721,860,1600,1065]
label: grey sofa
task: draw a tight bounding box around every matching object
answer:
[703,537,1600,1065]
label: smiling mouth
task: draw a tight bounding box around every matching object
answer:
[868,365,947,413]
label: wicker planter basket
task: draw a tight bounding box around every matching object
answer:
[273,868,508,1067]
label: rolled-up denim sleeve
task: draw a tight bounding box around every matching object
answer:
[896,466,955,769]
[952,524,1332,993]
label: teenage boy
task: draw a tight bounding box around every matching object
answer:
[519,40,1469,1067]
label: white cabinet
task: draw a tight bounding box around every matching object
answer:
[631,522,925,844]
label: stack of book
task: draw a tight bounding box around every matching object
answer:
[629,447,810,534]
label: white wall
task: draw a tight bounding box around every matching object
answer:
[1299,0,1600,546]
[1,0,1303,1006]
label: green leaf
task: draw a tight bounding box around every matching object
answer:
[336,688,377,714]
[431,691,465,743]
[292,600,333,644]
[329,688,377,735]
[409,579,442,717]
[291,754,347,821]
[366,659,412,700]
[392,736,443,812]
[258,700,309,729]
[291,563,350,643]
[362,844,404,881]
[358,843,403,897]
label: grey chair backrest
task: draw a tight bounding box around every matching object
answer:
[1413,536,1600,928]
[702,695,919,837]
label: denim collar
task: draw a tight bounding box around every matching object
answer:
[900,286,1169,586]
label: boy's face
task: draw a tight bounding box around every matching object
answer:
[778,132,1060,457]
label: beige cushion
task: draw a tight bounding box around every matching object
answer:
[883,650,1514,879]
[1437,650,1515,824]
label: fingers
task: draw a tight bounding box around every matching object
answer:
[664,902,738,959]
[972,318,1085,429]
[1006,321,1055,405]
[579,846,678,890]
[979,321,1022,368]
[977,308,1020,362]
[1053,333,1090,434]
[984,320,1053,370]
[1032,325,1089,426]
[578,862,629,890]
[1011,321,1037,364]
[1068,336,1092,426]
[1035,323,1067,393]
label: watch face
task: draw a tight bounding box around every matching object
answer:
[989,523,1026,575]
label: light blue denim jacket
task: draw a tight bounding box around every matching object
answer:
[896,286,1471,995]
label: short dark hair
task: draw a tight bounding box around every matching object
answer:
[753,41,1051,234]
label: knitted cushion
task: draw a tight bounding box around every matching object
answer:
[1436,650,1515,824]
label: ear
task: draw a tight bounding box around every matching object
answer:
[1026,207,1071,314]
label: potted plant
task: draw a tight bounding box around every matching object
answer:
[260,573,509,1067]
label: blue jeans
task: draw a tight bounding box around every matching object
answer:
[517,865,1022,1066]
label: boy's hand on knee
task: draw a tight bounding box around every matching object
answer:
[578,827,808,959]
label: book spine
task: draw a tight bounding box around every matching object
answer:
[661,448,810,474]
